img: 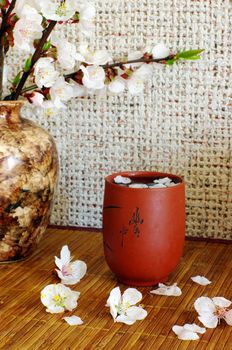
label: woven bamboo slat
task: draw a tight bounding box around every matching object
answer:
[0,228,231,350]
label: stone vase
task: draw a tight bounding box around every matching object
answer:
[103,171,185,286]
[0,101,59,262]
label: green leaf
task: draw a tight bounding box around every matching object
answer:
[24,56,32,72]
[43,41,51,51]
[166,59,175,65]
[178,49,204,59]
[183,55,201,60]
[12,72,21,86]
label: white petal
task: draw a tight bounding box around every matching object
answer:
[194,297,215,315]
[152,43,170,59]
[71,260,87,278]
[127,77,144,95]
[108,78,125,94]
[172,325,199,340]
[134,64,153,79]
[183,323,206,334]
[122,288,142,306]
[126,306,148,321]
[61,260,87,285]
[191,276,212,286]
[46,305,65,314]
[63,316,83,326]
[225,310,232,326]
[106,287,122,320]
[150,283,182,296]
[116,314,136,325]
[198,314,218,328]
[65,295,80,311]
[54,257,63,270]
[212,297,232,308]
[60,245,71,265]
[106,287,121,306]
[71,82,87,97]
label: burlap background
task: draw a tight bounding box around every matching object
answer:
[19,0,232,238]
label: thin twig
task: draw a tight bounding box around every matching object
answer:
[0,0,17,37]
[0,40,4,100]
[101,55,174,69]
[65,55,174,80]
[0,0,17,99]
[18,55,175,95]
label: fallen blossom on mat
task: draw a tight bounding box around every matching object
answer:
[172,323,206,340]
[41,283,80,314]
[106,287,147,325]
[194,296,232,328]
[63,315,84,326]
[55,245,87,285]
[150,283,182,296]
[191,276,212,286]
[114,175,131,184]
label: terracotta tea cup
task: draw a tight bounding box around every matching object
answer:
[102,171,185,286]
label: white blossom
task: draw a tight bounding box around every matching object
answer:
[78,2,96,36]
[152,43,170,59]
[55,245,87,285]
[194,296,232,328]
[51,32,78,71]
[14,0,40,17]
[106,287,147,325]
[81,65,105,90]
[41,284,80,313]
[40,0,79,21]
[150,283,182,296]
[50,77,76,109]
[13,5,43,52]
[34,58,59,88]
[77,44,111,65]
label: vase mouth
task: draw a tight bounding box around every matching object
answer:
[0,100,24,107]
[105,171,184,189]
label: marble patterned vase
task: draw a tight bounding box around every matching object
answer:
[0,101,59,262]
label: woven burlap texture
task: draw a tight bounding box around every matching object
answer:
[17,0,232,239]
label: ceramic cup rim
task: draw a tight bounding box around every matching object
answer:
[105,171,185,191]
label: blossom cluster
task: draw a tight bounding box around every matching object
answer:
[0,0,203,108]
